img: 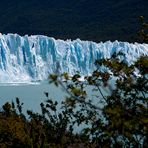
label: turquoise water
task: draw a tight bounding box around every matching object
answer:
[0,82,106,110]
[0,82,66,113]
[0,82,110,133]
[0,81,109,113]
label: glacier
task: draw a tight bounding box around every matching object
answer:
[0,33,148,83]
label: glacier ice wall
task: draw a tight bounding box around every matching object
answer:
[0,33,148,83]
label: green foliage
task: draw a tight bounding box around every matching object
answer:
[49,54,148,147]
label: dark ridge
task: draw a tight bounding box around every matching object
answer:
[0,0,148,42]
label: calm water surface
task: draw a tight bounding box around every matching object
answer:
[0,81,110,132]
[0,82,66,113]
[0,81,108,113]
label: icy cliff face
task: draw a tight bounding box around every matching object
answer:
[0,33,148,83]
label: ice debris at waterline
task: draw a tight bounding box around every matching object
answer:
[0,33,148,83]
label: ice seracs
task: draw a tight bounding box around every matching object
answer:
[0,33,148,83]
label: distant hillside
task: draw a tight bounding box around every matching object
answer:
[0,0,148,42]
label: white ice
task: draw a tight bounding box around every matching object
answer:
[0,33,147,83]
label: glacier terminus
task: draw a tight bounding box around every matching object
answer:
[0,33,148,83]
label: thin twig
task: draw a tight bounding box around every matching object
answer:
[96,85,108,103]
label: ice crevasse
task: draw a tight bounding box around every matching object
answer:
[0,33,148,83]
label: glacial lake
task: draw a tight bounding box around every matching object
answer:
[0,81,108,114]
[0,82,66,113]
[0,81,112,132]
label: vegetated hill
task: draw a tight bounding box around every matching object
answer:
[0,0,147,42]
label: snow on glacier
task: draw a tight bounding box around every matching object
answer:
[0,33,148,83]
